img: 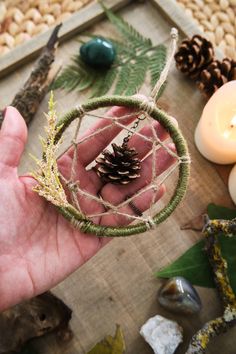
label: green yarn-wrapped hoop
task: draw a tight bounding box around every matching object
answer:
[55,95,190,237]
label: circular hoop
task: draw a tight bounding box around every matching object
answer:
[54,95,190,237]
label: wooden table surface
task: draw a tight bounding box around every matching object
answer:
[0,1,235,353]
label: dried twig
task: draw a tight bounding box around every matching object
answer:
[186,217,236,354]
[0,24,62,127]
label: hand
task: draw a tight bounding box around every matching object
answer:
[0,105,175,311]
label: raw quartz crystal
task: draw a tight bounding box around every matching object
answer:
[140,315,183,354]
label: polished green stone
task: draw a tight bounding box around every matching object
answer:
[80,38,116,68]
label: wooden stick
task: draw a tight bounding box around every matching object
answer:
[0,24,62,127]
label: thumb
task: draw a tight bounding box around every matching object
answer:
[0,107,27,170]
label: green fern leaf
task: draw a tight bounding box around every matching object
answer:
[51,56,96,93]
[51,65,82,92]
[114,64,132,95]
[101,3,152,50]
[90,68,117,98]
[124,56,149,96]
[149,45,167,88]
[156,81,167,100]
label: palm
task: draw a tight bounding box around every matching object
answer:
[0,105,175,311]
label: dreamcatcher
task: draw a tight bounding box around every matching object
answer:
[32,28,190,237]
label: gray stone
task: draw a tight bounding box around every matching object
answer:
[158,277,202,315]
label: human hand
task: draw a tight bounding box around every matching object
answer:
[0,104,175,311]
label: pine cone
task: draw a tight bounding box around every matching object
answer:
[96,143,141,185]
[198,58,236,98]
[175,35,214,80]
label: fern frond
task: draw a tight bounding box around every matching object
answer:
[51,57,96,93]
[51,65,81,91]
[114,64,132,95]
[124,56,149,96]
[101,3,152,50]
[156,81,167,101]
[149,44,167,88]
[90,67,117,97]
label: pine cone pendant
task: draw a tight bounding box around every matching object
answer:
[96,143,141,185]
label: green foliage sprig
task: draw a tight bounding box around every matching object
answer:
[51,4,167,98]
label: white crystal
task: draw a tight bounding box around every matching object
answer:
[140,315,183,354]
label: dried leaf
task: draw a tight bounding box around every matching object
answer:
[156,204,236,292]
[181,213,205,231]
[87,325,125,354]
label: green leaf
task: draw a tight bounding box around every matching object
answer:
[156,204,236,292]
[149,45,167,88]
[90,67,117,97]
[114,64,132,95]
[101,2,152,51]
[87,325,125,354]
[207,203,236,220]
[51,65,82,92]
[124,56,149,96]
[51,56,96,93]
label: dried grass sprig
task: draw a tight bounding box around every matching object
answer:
[31,92,69,209]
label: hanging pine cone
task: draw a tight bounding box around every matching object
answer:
[198,58,236,98]
[174,35,214,80]
[96,143,141,185]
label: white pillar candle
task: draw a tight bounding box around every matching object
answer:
[228,164,236,204]
[195,81,236,164]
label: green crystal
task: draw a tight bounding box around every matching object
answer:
[80,38,116,68]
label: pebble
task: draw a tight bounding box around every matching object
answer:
[80,38,116,68]
[215,26,224,45]
[157,277,202,315]
[225,33,235,47]
[0,2,7,23]
[140,315,183,354]
[222,22,234,35]
[220,0,229,10]
[210,14,219,28]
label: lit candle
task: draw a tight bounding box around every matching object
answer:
[195,81,236,164]
[228,164,236,204]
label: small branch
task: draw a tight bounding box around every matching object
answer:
[203,217,236,237]
[204,233,236,309]
[186,217,236,353]
[0,24,62,127]
[186,314,236,354]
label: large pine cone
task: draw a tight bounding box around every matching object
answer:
[198,58,236,98]
[175,35,214,80]
[96,143,141,185]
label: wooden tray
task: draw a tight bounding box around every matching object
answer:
[0,1,235,353]
[0,0,132,79]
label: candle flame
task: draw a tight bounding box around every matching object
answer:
[230,115,236,128]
